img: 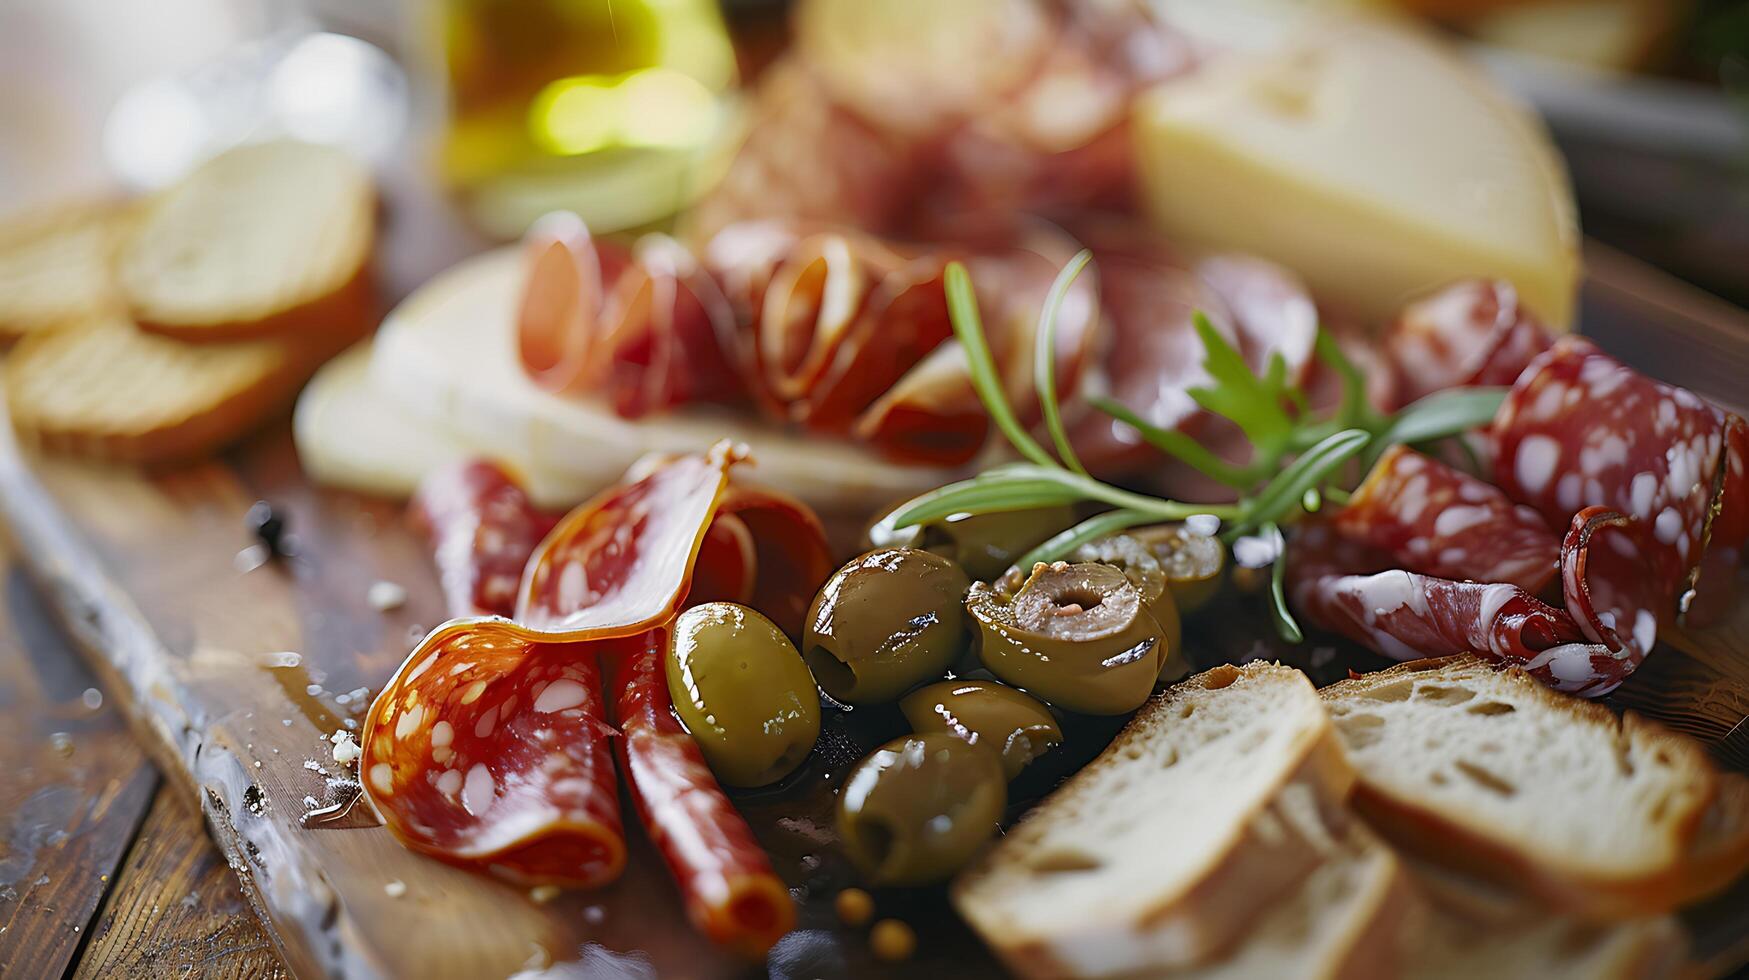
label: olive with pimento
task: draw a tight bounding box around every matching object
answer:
[900,680,1061,780]
[836,733,1006,885]
[968,561,1165,715]
[665,602,821,787]
[803,549,969,704]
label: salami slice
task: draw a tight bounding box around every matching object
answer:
[360,619,624,886]
[610,629,795,958]
[1493,336,1749,621]
[410,460,559,618]
[1289,521,1631,697]
[1386,280,1553,405]
[1334,446,1558,592]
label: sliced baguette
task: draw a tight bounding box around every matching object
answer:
[953,663,1357,978]
[1322,656,1749,919]
[5,314,322,463]
[0,200,129,343]
[117,140,375,342]
[1408,861,1687,980]
[1178,820,1420,980]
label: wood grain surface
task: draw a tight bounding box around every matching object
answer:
[2,247,1749,979]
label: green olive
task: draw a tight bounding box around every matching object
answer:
[666,602,821,787]
[837,733,1006,885]
[923,505,1079,581]
[1064,533,1186,682]
[967,562,1164,715]
[803,549,970,704]
[1127,524,1226,614]
[900,680,1061,779]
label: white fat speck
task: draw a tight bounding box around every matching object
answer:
[1514,436,1561,496]
[1556,474,1583,513]
[369,762,394,795]
[474,705,500,739]
[558,562,588,611]
[462,763,496,816]
[1529,382,1566,422]
[1579,435,1628,473]
[367,580,408,612]
[437,768,463,796]
[1526,644,1600,689]
[1397,475,1431,523]
[1654,508,1683,545]
[430,721,454,748]
[1363,571,1430,618]
[533,678,588,714]
[395,703,425,740]
[1476,583,1519,627]
[1457,481,1493,504]
[1633,609,1658,654]
[330,731,361,765]
[1630,472,1659,518]
[405,651,440,683]
[384,880,406,898]
[1433,505,1492,538]
[1656,399,1678,433]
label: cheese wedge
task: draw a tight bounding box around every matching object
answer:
[330,248,960,513]
[1135,18,1580,328]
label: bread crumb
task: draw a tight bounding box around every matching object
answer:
[870,919,915,961]
[835,888,874,927]
[384,880,406,898]
[368,580,408,612]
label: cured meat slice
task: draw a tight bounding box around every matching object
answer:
[517,443,742,638]
[1333,446,1558,592]
[1493,336,1749,621]
[515,217,743,416]
[360,620,624,886]
[410,460,559,618]
[611,629,795,958]
[1562,506,1659,659]
[1386,279,1553,405]
[1289,521,1631,697]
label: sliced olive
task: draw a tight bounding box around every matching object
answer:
[804,549,969,704]
[837,733,1006,885]
[900,680,1061,779]
[1128,524,1226,614]
[666,602,821,787]
[967,562,1164,715]
[1065,533,1185,681]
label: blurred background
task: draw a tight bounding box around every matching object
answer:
[1,0,1743,304]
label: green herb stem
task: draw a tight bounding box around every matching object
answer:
[1035,250,1093,476]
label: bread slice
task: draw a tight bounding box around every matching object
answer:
[952,663,1357,978]
[0,200,129,344]
[1407,860,1687,980]
[117,140,375,342]
[1322,656,1749,919]
[1177,821,1420,980]
[5,314,321,462]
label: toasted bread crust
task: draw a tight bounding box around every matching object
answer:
[954,663,1358,978]
[134,259,376,345]
[1324,656,1747,920]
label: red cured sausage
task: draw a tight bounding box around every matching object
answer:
[360,621,624,886]
[1334,446,1558,593]
[410,460,559,618]
[1493,337,1749,623]
[1386,280,1553,406]
[1289,520,1634,697]
[610,629,795,958]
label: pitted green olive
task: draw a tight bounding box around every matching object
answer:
[803,549,969,704]
[666,602,821,787]
[1127,524,1226,614]
[836,733,1006,885]
[924,505,1079,581]
[967,561,1164,715]
[1066,533,1187,682]
[900,680,1062,779]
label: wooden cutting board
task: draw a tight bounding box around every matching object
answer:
[3,242,1749,979]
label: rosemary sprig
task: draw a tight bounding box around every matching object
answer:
[879,256,1507,643]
